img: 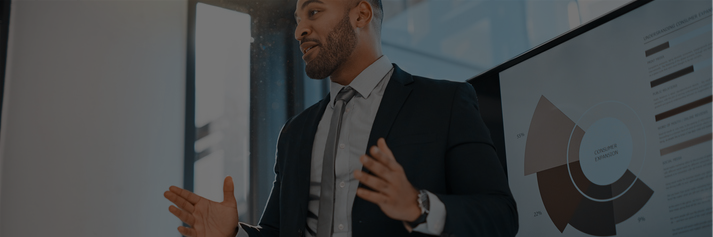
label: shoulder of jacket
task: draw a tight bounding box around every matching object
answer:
[409,75,470,93]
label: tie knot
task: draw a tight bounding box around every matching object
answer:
[335,86,356,104]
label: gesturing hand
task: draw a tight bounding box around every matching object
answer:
[164,176,239,237]
[354,138,421,222]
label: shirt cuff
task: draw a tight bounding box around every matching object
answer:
[236,224,249,237]
[403,190,446,235]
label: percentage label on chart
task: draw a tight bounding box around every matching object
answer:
[534,211,543,217]
[517,133,526,139]
[638,217,646,222]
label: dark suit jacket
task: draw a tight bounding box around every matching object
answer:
[240,64,518,237]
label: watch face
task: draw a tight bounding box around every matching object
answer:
[419,190,430,212]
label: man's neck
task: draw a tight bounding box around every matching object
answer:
[329,48,382,85]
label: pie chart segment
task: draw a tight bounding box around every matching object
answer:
[525,95,584,175]
[537,164,587,232]
[569,196,617,236]
[612,171,654,224]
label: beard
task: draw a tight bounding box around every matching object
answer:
[304,13,357,79]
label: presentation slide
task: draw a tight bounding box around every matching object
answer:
[499,1,711,236]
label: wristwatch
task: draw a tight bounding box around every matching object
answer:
[407,189,430,228]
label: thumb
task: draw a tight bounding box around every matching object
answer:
[223,176,236,205]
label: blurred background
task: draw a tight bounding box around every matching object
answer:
[0,0,629,236]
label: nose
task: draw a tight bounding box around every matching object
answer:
[294,21,311,41]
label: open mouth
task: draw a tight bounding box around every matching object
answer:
[302,45,319,61]
[303,45,317,54]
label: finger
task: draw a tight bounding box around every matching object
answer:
[354,170,391,194]
[359,155,395,182]
[169,205,195,226]
[223,176,236,205]
[369,139,400,172]
[377,138,394,158]
[164,191,195,213]
[376,138,401,170]
[169,186,203,205]
[356,187,389,205]
[177,226,196,237]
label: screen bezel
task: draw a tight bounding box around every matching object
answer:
[466,0,655,178]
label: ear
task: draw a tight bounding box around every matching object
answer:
[353,1,373,29]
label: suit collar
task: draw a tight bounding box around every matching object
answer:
[388,63,414,86]
[327,56,393,107]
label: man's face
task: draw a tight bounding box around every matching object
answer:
[295,0,358,79]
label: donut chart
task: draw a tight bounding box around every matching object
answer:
[524,96,654,236]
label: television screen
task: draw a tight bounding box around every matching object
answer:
[469,0,712,236]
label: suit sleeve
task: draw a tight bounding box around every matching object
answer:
[433,83,519,237]
[238,120,293,237]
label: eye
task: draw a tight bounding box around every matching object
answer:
[309,10,319,17]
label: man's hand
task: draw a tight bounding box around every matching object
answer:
[164,176,239,237]
[354,138,421,222]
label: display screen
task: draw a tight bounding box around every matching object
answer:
[494,0,711,236]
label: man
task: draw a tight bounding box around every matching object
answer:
[164,0,518,236]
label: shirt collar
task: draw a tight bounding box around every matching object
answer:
[328,56,393,108]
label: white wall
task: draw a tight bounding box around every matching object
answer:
[0,0,187,236]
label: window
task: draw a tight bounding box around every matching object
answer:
[190,2,252,222]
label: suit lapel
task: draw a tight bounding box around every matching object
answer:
[293,95,330,222]
[298,96,329,169]
[365,64,414,155]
